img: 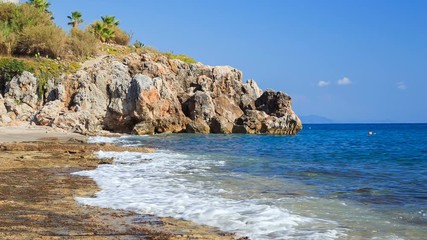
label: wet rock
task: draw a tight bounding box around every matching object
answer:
[185,118,210,134]
[210,116,233,134]
[133,121,155,135]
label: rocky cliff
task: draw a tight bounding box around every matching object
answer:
[0,53,302,135]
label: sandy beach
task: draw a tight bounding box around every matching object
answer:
[0,125,241,239]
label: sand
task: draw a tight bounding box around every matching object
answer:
[0,125,243,239]
[0,123,86,143]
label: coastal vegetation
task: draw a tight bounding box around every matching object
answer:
[0,0,196,102]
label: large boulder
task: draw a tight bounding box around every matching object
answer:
[211,96,243,133]
[56,111,102,134]
[3,71,38,121]
[233,90,302,135]
[132,121,155,135]
[240,80,263,110]
[255,90,293,117]
[182,91,215,122]
[185,118,210,134]
[4,71,38,108]
[233,110,269,134]
[34,100,64,126]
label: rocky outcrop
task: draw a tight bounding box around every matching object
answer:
[1,72,38,122]
[233,90,301,134]
[0,52,302,135]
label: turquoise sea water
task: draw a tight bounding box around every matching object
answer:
[76,124,427,239]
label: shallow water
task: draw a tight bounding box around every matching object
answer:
[76,124,427,239]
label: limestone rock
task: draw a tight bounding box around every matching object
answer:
[244,80,263,100]
[183,91,215,122]
[233,90,302,135]
[185,118,210,134]
[133,76,186,134]
[211,96,243,133]
[46,80,66,102]
[4,71,38,108]
[0,95,11,124]
[210,116,233,134]
[241,80,263,110]
[3,98,35,122]
[34,100,64,126]
[133,121,155,135]
[233,110,269,134]
[17,52,302,135]
[255,90,292,117]
[2,71,38,121]
[105,73,186,134]
[56,111,102,134]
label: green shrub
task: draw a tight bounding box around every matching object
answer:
[0,3,55,57]
[89,21,114,43]
[133,40,144,48]
[23,58,81,100]
[164,52,196,64]
[10,4,52,32]
[16,24,67,59]
[67,29,98,59]
[0,58,31,94]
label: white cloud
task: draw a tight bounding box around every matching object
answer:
[337,77,351,85]
[397,82,407,90]
[318,80,331,87]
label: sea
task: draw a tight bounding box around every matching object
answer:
[74,124,427,240]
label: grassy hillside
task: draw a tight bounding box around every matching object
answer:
[0,0,196,102]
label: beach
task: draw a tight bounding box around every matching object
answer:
[0,124,241,239]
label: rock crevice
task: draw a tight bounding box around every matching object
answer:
[0,53,302,135]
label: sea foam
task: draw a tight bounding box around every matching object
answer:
[74,148,345,240]
[87,136,121,144]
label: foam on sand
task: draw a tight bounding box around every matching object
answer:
[74,150,345,239]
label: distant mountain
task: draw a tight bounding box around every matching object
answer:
[300,115,335,124]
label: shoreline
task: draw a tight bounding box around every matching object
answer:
[0,126,243,239]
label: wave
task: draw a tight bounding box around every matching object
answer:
[74,150,345,239]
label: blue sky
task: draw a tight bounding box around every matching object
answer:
[43,0,427,122]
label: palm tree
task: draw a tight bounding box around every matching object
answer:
[67,11,83,29]
[101,16,119,27]
[91,21,114,42]
[28,0,50,11]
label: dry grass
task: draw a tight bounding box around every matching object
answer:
[112,26,130,46]
[67,29,99,59]
[16,24,67,59]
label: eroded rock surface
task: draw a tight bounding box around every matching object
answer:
[1,53,302,135]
